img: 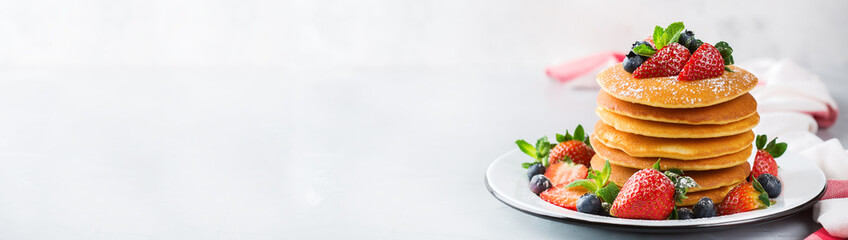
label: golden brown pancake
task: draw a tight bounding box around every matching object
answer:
[590,137,752,171]
[596,64,758,108]
[597,90,757,125]
[678,185,735,206]
[596,107,760,138]
[593,121,755,159]
[590,154,749,192]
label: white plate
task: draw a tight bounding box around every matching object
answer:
[485,149,826,231]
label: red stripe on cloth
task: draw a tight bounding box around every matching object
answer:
[822,180,848,200]
[545,51,625,83]
[805,228,846,240]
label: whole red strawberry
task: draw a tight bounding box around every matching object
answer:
[540,185,590,210]
[750,135,787,179]
[678,43,724,81]
[549,125,595,166]
[633,42,691,78]
[609,167,675,220]
[717,180,771,215]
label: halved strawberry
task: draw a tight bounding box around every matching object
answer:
[678,43,724,81]
[632,42,691,78]
[544,161,589,187]
[717,180,770,215]
[550,125,595,166]
[750,135,787,179]
[540,185,590,210]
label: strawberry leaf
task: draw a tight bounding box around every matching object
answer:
[772,142,788,158]
[652,159,662,171]
[725,66,734,73]
[765,138,777,153]
[669,206,679,220]
[564,131,573,142]
[556,133,565,143]
[596,183,619,203]
[756,134,767,150]
[574,125,585,142]
[566,179,599,193]
[715,41,734,65]
[516,140,537,159]
[633,44,656,56]
[584,136,592,148]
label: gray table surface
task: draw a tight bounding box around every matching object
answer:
[0,67,844,239]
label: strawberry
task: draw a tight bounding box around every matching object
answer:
[540,185,590,210]
[550,125,595,166]
[750,135,787,179]
[717,179,771,215]
[610,160,698,220]
[544,161,589,187]
[632,42,691,78]
[678,43,724,81]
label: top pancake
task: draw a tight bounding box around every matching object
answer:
[597,64,758,108]
[597,90,758,125]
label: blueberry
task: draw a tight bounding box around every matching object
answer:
[677,208,694,220]
[576,193,602,214]
[687,39,703,54]
[631,41,653,50]
[692,197,717,218]
[529,174,551,195]
[527,163,545,180]
[622,51,645,73]
[678,30,695,48]
[757,173,782,198]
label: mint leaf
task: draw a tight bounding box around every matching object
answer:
[664,22,685,47]
[566,179,599,193]
[752,178,771,207]
[652,26,663,48]
[542,155,549,168]
[669,206,679,220]
[574,125,585,142]
[516,140,537,159]
[596,184,619,203]
[633,44,656,56]
[597,160,612,187]
[521,162,534,169]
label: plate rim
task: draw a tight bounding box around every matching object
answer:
[484,150,827,232]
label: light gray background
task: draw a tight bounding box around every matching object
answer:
[0,0,845,239]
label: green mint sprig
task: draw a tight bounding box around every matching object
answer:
[653,22,685,50]
[566,160,619,203]
[517,136,553,168]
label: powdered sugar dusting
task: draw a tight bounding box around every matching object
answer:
[597,65,758,108]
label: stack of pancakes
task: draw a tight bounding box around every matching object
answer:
[591,64,759,206]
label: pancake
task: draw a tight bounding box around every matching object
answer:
[596,107,760,138]
[590,154,749,192]
[678,185,735,206]
[596,64,758,108]
[593,121,755,159]
[597,90,757,125]
[590,137,752,171]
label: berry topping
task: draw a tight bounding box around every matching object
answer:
[577,193,603,214]
[632,42,690,78]
[676,207,695,220]
[757,173,782,198]
[550,125,595,166]
[540,184,590,210]
[529,174,552,195]
[678,43,724,81]
[751,135,787,179]
[677,30,696,51]
[692,197,717,218]
[527,163,546,180]
[623,51,646,73]
[545,161,589,187]
[717,179,771,215]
